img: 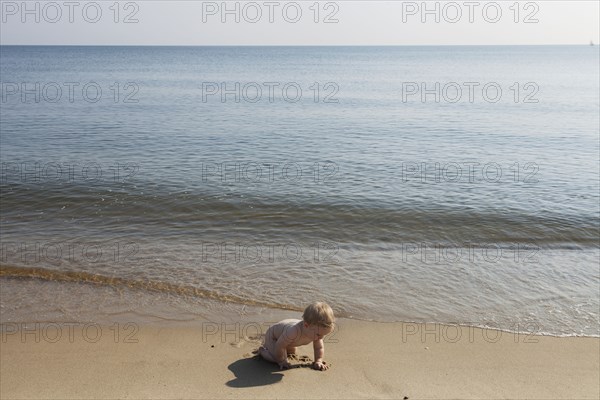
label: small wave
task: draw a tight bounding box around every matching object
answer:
[2,183,598,248]
[0,265,302,313]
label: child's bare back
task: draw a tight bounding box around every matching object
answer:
[258,303,335,371]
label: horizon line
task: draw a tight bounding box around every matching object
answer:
[0,43,596,47]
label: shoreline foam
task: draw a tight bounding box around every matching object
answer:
[1,272,599,338]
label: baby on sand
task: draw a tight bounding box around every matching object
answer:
[258,302,335,371]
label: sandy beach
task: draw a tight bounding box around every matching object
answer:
[2,2,600,399]
[1,317,598,399]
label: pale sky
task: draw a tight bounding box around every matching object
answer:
[1,0,599,45]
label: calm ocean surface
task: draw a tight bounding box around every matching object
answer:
[1,46,598,336]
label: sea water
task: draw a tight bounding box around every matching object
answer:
[1,45,598,336]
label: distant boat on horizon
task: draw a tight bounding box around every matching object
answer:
[591,41,595,46]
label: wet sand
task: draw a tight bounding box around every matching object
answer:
[1,318,598,399]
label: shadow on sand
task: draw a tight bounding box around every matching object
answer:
[226,356,284,388]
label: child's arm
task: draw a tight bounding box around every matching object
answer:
[272,326,297,369]
[273,340,291,369]
[312,339,329,371]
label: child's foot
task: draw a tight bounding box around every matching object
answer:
[254,346,266,359]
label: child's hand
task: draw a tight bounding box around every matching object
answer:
[312,361,329,371]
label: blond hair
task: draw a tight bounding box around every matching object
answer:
[302,302,335,328]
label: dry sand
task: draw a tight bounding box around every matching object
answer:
[1,318,598,399]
